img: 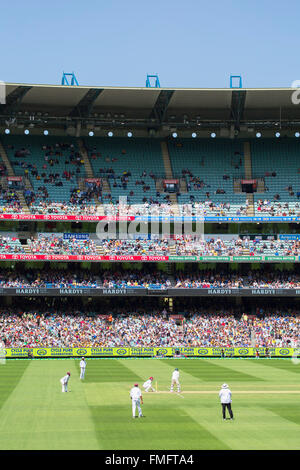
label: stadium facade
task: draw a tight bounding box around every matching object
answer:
[0,82,300,357]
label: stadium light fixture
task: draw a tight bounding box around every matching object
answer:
[211,132,216,138]
[43,130,49,136]
[24,129,29,135]
[192,132,197,138]
[172,132,178,138]
[295,132,300,138]
[108,131,113,137]
[4,129,10,134]
[275,132,280,138]
[256,132,261,138]
[88,131,94,137]
[127,132,133,137]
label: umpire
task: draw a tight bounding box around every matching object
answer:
[219,384,234,420]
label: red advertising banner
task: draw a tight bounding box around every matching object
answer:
[0,214,134,221]
[164,179,179,184]
[0,254,169,262]
[85,178,101,183]
[241,179,257,184]
[7,176,23,182]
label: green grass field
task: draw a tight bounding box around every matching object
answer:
[0,357,299,450]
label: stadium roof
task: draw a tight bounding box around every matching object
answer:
[2,83,300,134]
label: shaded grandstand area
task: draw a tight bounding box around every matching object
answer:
[1,84,300,221]
[0,263,299,289]
[0,133,300,219]
[0,232,300,258]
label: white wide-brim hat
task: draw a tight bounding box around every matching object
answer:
[222,383,228,388]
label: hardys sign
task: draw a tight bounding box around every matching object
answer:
[1,288,300,297]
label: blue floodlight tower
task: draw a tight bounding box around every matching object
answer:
[61,72,79,86]
[146,74,161,88]
[230,75,242,88]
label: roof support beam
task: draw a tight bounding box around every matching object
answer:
[230,90,246,131]
[69,88,104,118]
[0,86,32,114]
[149,90,174,125]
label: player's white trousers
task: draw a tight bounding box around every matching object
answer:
[132,399,142,417]
[170,379,181,392]
[61,384,68,392]
[145,385,155,392]
[80,368,86,379]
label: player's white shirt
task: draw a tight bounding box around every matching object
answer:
[130,387,142,400]
[80,360,86,369]
[60,375,70,385]
[172,370,180,381]
[219,389,232,404]
[143,379,152,388]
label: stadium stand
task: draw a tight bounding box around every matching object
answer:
[0,233,299,257]
[86,137,167,206]
[167,139,248,216]
[1,135,88,212]
[0,268,300,288]
[0,308,298,348]
[0,136,251,217]
[251,138,300,216]
[0,83,300,358]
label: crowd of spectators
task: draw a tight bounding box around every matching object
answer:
[27,235,96,255]
[97,236,300,257]
[1,234,300,257]
[0,188,23,214]
[29,201,99,215]
[0,308,298,348]
[179,201,249,217]
[2,141,300,219]
[8,142,103,213]
[0,269,99,288]
[0,236,24,253]
[1,269,300,289]
[256,199,300,217]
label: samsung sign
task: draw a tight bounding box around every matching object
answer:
[63,233,90,240]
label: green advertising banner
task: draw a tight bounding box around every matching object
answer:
[264,256,296,262]
[232,256,263,262]
[3,347,299,358]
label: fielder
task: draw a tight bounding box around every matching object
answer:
[143,377,155,392]
[80,357,86,379]
[60,372,71,392]
[130,383,144,418]
[170,368,181,393]
[219,383,234,420]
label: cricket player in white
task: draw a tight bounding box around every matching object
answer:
[219,383,234,420]
[60,372,71,392]
[170,368,181,392]
[130,383,144,418]
[143,377,155,392]
[80,357,86,379]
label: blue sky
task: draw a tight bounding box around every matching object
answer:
[1,0,299,88]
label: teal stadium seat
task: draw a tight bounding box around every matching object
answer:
[2,136,86,209]
[167,139,246,216]
[87,138,166,206]
[250,139,300,216]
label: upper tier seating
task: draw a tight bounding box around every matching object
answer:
[86,137,167,205]
[251,139,300,216]
[2,136,86,209]
[167,139,247,216]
